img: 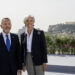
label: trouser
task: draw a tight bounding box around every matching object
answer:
[26,53,44,75]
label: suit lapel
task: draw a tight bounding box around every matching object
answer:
[9,33,15,52]
[23,33,27,52]
[31,29,36,51]
[0,33,15,52]
[0,33,8,52]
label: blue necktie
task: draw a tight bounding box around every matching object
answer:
[6,35,10,52]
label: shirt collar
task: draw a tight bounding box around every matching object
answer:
[2,32,10,38]
[25,28,34,36]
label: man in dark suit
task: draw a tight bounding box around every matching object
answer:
[0,18,22,75]
[21,15,48,75]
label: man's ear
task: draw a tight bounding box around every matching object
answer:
[0,25,3,29]
[0,25,1,28]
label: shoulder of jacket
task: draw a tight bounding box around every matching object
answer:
[36,29,43,35]
[21,32,25,36]
[10,33,19,39]
[20,32,26,39]
[11,33,18,37]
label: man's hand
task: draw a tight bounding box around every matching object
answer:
[22,63,25,72]
[17,70,22,75]
[42,63,47,72]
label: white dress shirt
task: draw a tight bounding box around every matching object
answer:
[2,32,11,45]
[25,29,34,53]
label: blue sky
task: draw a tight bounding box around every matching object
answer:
[0,0,75,33]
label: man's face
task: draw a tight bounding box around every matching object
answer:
[1,19,11,34]
[25,17,34,30]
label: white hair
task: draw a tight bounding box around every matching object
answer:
[24,15,35,24]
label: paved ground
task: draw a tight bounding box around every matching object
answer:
[22,55,75,75]
[47,65,75,74]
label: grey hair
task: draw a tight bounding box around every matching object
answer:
[24,15,35,24]
[1,18,11,24]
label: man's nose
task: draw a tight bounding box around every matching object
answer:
[6,24,10,26]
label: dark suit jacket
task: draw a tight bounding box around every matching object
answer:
[21,28,48,66]
[0,33,22,75]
